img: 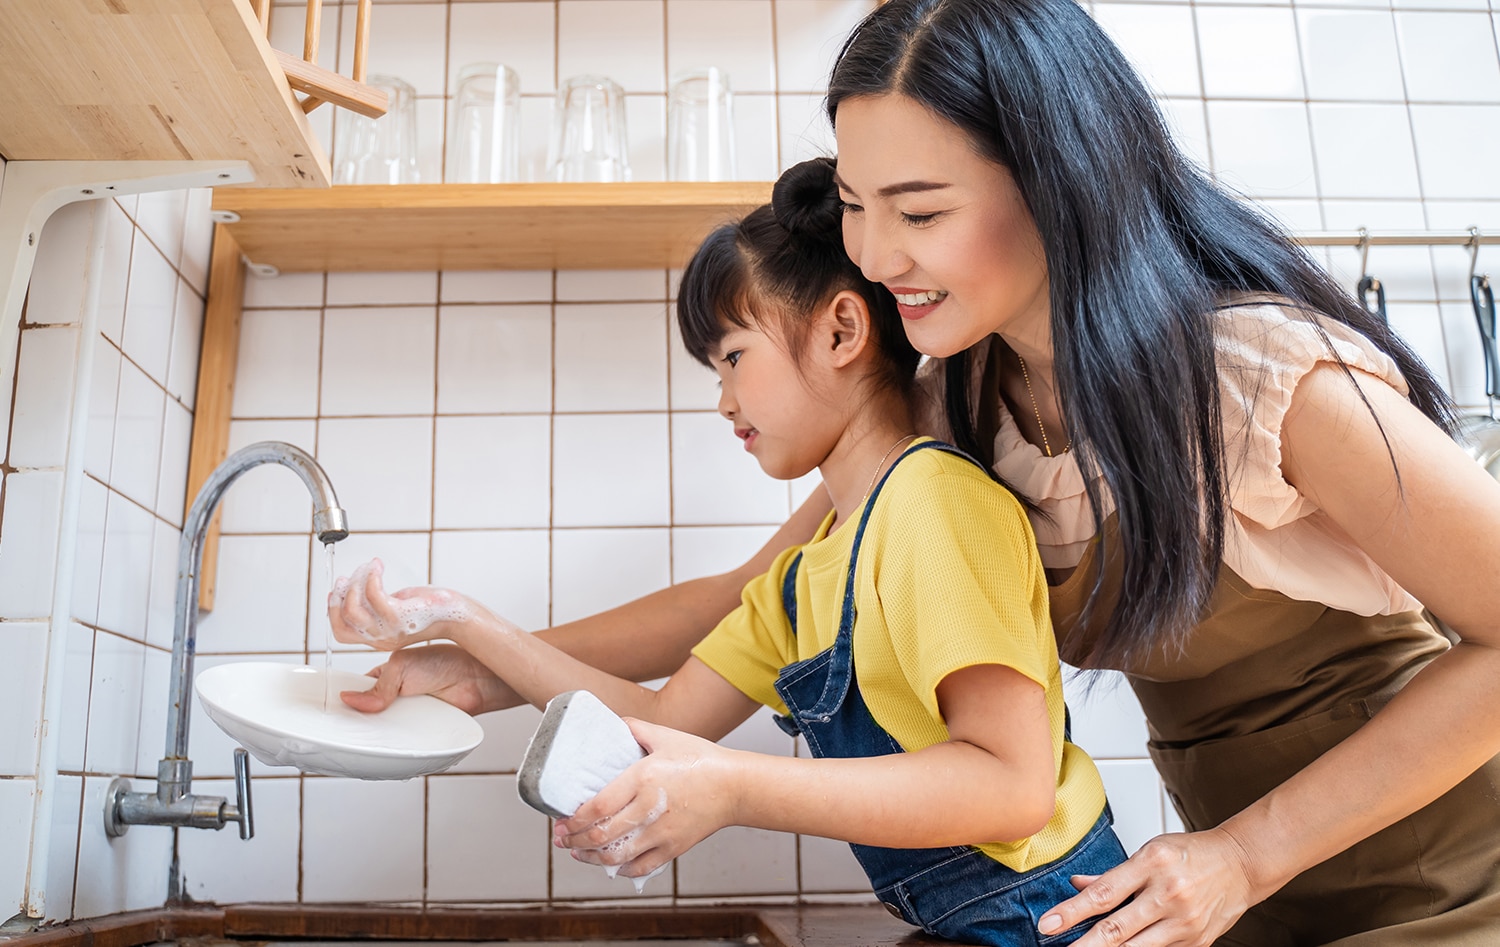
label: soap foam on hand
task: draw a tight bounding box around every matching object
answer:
[518,690,669,892]
[330,558,472,644]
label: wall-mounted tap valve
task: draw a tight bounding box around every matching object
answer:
[104,748,254,839]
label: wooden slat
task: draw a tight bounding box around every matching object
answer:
[214,181,773,271]
[275,50,389,118]
[0,0,329,188]
[185,224,246,612]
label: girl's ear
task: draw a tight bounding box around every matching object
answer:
[822,290,872,369]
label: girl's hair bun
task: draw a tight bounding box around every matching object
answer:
[772,157,843,241]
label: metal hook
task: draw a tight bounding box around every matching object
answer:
[1358,227,1372,282]
[1469,226,1487,289]
[1355,228,1387,325]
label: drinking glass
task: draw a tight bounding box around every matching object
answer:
[667,68,735,182]
[333,74,420,184]
[547,75,630,183]
[450,62,522,183]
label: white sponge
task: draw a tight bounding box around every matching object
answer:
[518,690,644,819]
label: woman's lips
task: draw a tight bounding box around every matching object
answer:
[888,287,948,321]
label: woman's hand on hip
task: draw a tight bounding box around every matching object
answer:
[554,718,740,878]
[1037,826,1264,946]
[328,557,477,649]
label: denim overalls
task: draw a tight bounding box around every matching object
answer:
[772,441,1126,946]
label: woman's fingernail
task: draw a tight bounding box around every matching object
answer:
[1038,915,1063,935]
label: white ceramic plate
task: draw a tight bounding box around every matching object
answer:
[195,661,484,780]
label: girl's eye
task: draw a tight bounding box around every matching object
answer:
[901,212,940,226]
[723,350,742,367]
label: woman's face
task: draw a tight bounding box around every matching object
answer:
[834,93,1051,358]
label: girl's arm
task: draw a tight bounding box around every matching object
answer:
[555,662,1058,877]
[1040,363,1500,946]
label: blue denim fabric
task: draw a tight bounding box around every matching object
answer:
[772,441,1127,947]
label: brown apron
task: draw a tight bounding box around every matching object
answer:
[1049,521,1500,945]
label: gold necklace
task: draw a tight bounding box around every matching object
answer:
[861,433,918,506]
[1016,354,1069,457]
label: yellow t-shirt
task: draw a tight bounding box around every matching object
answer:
[692,440,1108,871]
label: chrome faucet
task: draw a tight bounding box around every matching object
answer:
[105,443,348,864]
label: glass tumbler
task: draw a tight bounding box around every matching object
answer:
[333,74,421,185]
[450,62,522,183]
[667,68,735,182]
[547,75,630,182]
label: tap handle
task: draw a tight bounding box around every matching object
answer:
[232,747,255,840]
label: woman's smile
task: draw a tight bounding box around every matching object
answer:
[888,286,949,321]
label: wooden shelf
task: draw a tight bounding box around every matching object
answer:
[0,0,330,188]
[211,182,775,271]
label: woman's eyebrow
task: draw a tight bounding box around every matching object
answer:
[832,173,952,199]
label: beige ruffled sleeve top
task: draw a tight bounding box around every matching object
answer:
[914,299,1424,617]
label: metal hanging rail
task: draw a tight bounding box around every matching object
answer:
[1292,228,1497,248]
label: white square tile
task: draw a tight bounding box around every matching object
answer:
[44,773,83,923]
[1386,302,1452,393]
[135,646,170,774]
[668,0,776,93]
[58,623,94,773]
[1195,7,1303,100]
[670,525,778,583]
[550,836,675,898]
[144,520,181,652]
[84,631,146,776]
[233,308,323,418]
[448,2,556,95]
[1060,669,1149,760]
[97,489,156,640]
[448,702,545,775]
[195,535,311,654]
[309,532,432,653]
[798,833,868,892]
[178,775,300,902]
[217,419,318,533]
[134,189,188,273]
[554,304,669,412]
[1205,102,1318,198]
[559,1,667,93]
[75,775,173,915]
[180,188,214,296]
[11,326,79,468]
[336,2,447,95]
[0,622,48,776]
[428,774,551,900]
[551,527,671,625]
[1091,5,1201,98]
[437,304,553,414]
[432,530,551,632]
[679,824,797,895]
[556,270,666,302]
[156,400,192,527]
[776,93,834,171]
[733,94,780,182]
[189,654,305,778]
[1157,99,1211,177]
[121,235,178,385]
[166,280,204,409]
[1251,199,1324,234]
[627,94,668,181]
[668,317,720,411]
[1298,10,1405,101]
[244,271,324,308]
[110,358,166,510]
[72,475,110,626]
[0,471,63,619]
[0,779,36,909]
[326,271,439,307]
[434,415,552,529]
[1096,759,1164,856]
[1309,104,1421,200]
[98,201,135,344]
[672,412,791,525]
[320,307,436,415]
[317,417,434,530]
[553,414,671,527]
[773,0,873,93]
[440,270,553,304]
[302,777,425,902]
[26,200,97,325]
[1410,105,1500,200]
[1395,12,1500,103]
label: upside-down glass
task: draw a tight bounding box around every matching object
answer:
[668,68,735,182]
[450,62,522,183]
[548,74,630,182]
[333,74,421,184]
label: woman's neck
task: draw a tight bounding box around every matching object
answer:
[818,395,917,532]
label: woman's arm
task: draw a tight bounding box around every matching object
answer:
[1040,364,1500,946]
[556,663,1059,877]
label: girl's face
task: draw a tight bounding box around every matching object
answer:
[834,93,1051,357]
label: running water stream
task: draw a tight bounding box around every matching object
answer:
[323,541,336,711]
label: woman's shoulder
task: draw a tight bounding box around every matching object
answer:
[1208,293,1406,395]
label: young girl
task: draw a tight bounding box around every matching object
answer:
[330,158,1126,946]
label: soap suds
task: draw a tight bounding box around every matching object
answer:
[330,559,472,643]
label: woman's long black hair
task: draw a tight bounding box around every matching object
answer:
[827,0,1455,667]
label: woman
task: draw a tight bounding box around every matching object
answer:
[337,0,1500,942]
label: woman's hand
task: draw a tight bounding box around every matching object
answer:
[328,557,476,650]
[340,643,522,715]
[1036,826,1263,946]
[553,718,740,878]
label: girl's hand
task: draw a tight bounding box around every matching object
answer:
[553,719,740,878]
[328,558,476,650]
[340,642,521,715]
[1036,827,1262,946]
